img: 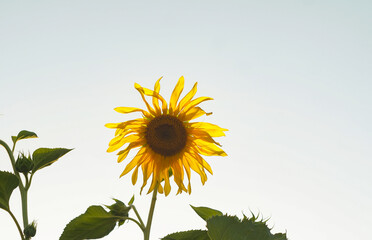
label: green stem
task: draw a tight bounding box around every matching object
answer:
[11,142,16,154]
[144,183,159,240]
[23,173,29,190]
[130,205,145,229]
[7,209,25,240]
[0,140,20,182]
[120,217,145,231]
[20,188,29,227]
[0,139,29,228]
[26,173,34,190]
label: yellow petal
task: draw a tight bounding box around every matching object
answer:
[147,158,161,193]
[115,125,145,137]
[181,158,192,193]
[189,130,221,147]
[117,107,151,118]
[171,160,187,193]
[182,157,191,183]
[152,77,163,114]
[108,135,123,146]
[180,157,192,193]
[135,83,168,113]
[181,107,212,121]
[140,159,153,194]
[105,123,122,129]
[109,131,139,145]
[147,176,158,194]
[169,76,184,114]
[192,140,227,156]
[180,97,213,116]
[190,122,228,137]
[120,148,147,177]
[132,166,139,185]
[134,83,156,116]
[189,151,213,175]
[187,155,207,184]
[117,145,133,163]
[164,174,171,196]
[107,134,141,152]
[114,107,147,115]
[108,119,145,135]
[176,82,197,114]
[157,182,164,194]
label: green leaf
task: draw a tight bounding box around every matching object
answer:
[206,215,287,240]
[273,233,288,240]
[12,130,38,144]
[0,171,19,211]
[59,205,118,240]
[190,205,223,221]
[162,230,210,240]
[32,148,72,173]
[128,195,135,205]
[207,215,247,240]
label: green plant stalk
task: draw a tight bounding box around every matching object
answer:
[120,216,145,231]
[144,183,159,240]
[0,140,19,180]
[6,209,25,240]
[19,188,29,227]
[130,205,145,229]
[0,139,29,228]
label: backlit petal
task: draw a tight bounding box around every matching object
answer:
[114,107,151,118]
[134,83,156,116]
[107,134,141,152]
[169,76,184,114]
[180,97,213,116]
[120,148,147,176]
[164,174,171,196]
[192,140,227,156]
[152,77,163,114]
[181,107,212,121]
[132,166,139,185]
[190,122,228,137]
[137,84,168,113]
[176,82,197,114]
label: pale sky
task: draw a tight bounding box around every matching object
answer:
[1,1,371,239]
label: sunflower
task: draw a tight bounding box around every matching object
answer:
[106,76,227,196]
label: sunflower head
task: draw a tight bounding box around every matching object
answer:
[106,76,227,196]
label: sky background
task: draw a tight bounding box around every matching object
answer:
[1,0,371,239]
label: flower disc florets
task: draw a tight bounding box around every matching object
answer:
[146,115,187,156]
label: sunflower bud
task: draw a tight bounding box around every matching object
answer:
[105,199,131,226]
[106,199,130,218]
[15,153,34,174]
[24,221,37,239]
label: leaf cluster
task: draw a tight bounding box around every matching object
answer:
[162,206,287,240]
[1,130,71,212]
[0,130,71,240]
[60,198,134,240]
[11,130,72,174]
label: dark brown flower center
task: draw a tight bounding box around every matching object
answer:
[145,115,187,156]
